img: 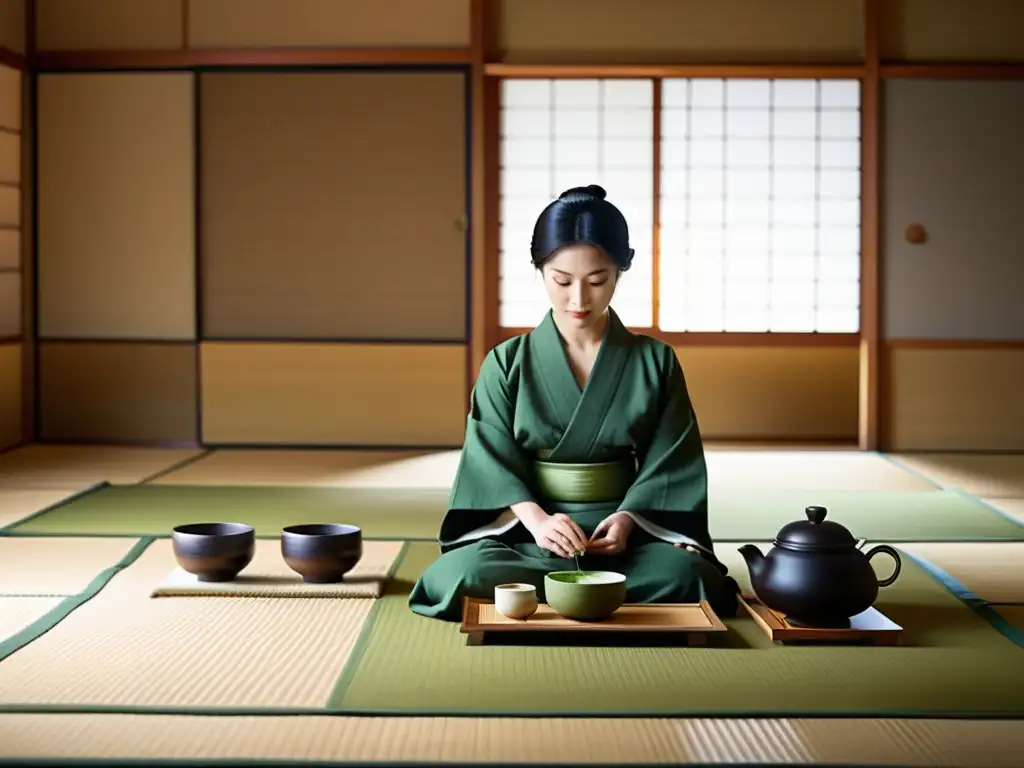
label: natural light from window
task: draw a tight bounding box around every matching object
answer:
[499,78,654,328]
[498,77,862,334]
[660,78,861,333]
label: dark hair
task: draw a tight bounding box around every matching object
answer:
[530,184,634,272]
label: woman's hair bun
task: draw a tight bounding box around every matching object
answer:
[530,183,633,272]
[558,184,607,202]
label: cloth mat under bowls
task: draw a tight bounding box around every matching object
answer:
[1,714,1022,766]
[151,539,405,598]
[0,541,375,709]
[0,537,144,596]
[899,542,1024,603]
[328,543,1024,718]
[0,445,204,489]
[7,484,1024,542]
[889,454,1024,498]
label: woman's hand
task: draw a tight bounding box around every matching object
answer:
[511,502,588,558]
[586,512,634,555]
[531,513,590,558]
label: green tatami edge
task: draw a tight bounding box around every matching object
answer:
[0,538,154,664]
[900,549,1024,649]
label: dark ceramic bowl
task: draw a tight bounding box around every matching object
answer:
[281,524,363,584]
[171,522,255,582]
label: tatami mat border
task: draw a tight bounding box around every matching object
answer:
[136,451,211,485]
[947,489,1024,529]
[875,454,942,490]
[899,549,1024,649]
[0,483,108,535]
[0,538,154,663]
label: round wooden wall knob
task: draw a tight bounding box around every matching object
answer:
[905,223,927,244]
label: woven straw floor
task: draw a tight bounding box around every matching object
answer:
[1,713,1022,765]
[0,443,1020,767]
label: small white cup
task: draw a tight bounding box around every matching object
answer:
[494,583,538,620]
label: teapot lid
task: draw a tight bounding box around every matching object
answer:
[775,506,856,552]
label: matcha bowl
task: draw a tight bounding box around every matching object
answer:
[544,570,627,621]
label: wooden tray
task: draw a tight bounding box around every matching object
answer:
[740,594,904,646]
[460,598,726,646]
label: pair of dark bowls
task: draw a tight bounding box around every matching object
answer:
[170,522,362,584]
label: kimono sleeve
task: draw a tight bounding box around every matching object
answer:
[617,348,712,548]
[446,348,538,513]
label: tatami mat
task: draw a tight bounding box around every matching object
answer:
[899,542,1024,603]
[0,597,63,641]
[149,448,934,493]
[984,497,1024,524]
[0,488,90,530]
[890,453,1024,498]
[150,448,459,487]
[0,540,373,708]
[0,714,1020,766]
[0,537,142,596]
[0,445,205,489]
[704,450,934,491]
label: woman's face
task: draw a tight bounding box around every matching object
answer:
[541,244,619,331]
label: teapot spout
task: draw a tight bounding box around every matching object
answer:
[737,544,766,582]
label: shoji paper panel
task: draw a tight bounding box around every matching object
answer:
[0,342,20,449]
[35,0,184,50]
[200,71,466,340]
[674,346,860,440]
[501,0,863,63]
[188,0,469,48]
[38,342,198,443]
[884,80,1024,340]
[37,73,195,340]
[887,347,1024,451]
[883,0,1024,61]
[200,342,467,446]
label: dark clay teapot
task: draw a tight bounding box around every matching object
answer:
[738,506,902,628]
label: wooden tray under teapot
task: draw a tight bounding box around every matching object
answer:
[460,598,726,646]
[740,594,904,646]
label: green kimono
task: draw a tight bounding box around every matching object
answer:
[408,308,739,621]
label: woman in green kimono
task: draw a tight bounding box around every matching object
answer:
[408,184,739,621]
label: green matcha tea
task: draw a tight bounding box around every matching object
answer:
[549,571,607,585]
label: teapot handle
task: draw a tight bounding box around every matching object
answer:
[865,544,902,587]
